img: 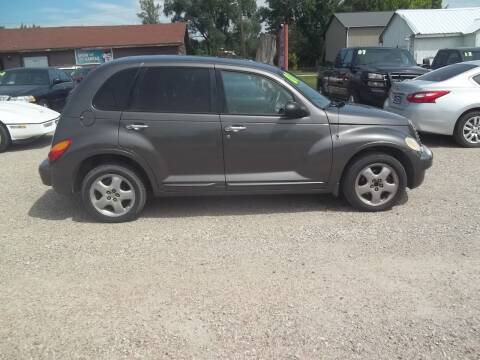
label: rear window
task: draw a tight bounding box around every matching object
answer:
[129,67,211,113]
[415,63,478,82]
[93,68,139,111]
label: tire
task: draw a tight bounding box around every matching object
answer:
[81,164,147,223]
[0,123,12,153]
[454,111,480,148]
[342,153,407,212]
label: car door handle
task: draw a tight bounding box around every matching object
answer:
[125,123,149,131]
[224,125,246,133]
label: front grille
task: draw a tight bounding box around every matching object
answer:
[389,73,421,82]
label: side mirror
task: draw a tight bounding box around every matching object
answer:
[52,78,62,86]
[422,58,431,69]
[284,101,308,119]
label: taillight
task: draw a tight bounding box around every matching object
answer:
[48,139,72,162]
[407,90,450,103]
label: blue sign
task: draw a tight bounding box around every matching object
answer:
[75,49,113,65]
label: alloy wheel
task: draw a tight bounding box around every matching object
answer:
[463,116,480,144]
[355,163,399,207]
[89,174,136,217]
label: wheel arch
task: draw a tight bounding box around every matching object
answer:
[338,145,415,192]
[73,152,156,194]
[454,107,480,130]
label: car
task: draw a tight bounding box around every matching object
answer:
[38,56,433,222]
[0,102,59,152]
[384,61,480,147]
[318,47,428,107]
[0,67,74,112]
[429,48,480,70]
[70,66,96,85]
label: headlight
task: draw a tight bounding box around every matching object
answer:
[9,96,36,103]
[368,73,385,80]
[405,137,422,152]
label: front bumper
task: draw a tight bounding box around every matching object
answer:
[409,145,433,189]
[7,119,58,141]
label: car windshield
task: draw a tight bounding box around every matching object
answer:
[281,72,331,109]
[354,48,416,66]
[0,69,50,86]
[416,63,478,82]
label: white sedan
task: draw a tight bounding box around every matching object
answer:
[0,102,59,152]
[384,61,480,147]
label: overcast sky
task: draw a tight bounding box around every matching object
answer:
[0,0,479,28]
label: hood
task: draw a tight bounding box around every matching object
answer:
[331,103,409,126]
[0,102,59,124]
[361,63,428,74]
[0,85,49,97]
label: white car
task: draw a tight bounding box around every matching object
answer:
[0,102,59,152]
[384,61,480,147]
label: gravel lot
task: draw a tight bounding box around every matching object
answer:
[0,134,479,359]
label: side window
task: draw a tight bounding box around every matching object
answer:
[58,69,71,82]
[221,71,293,115]
[343,50,353,67]
[93,68,139,111]
[446,51,462,65]
[432,50,448,69]
[473,74,480,85]
[335,49,346,68]
[129,67,211,113]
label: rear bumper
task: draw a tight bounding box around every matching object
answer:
[39,159,52,186]
[409,145,433,189]
[39,158,73,194]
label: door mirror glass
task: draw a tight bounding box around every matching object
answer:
[52,78,62,86]
[284,101,307,118]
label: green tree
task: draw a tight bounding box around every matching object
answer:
[19,24,40,29]
[164,0,261,56]
[342,0,441,11]
[137,0,161,24]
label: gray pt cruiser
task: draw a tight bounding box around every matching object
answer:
[39,56,433,222]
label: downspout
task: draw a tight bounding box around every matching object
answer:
[346,27,349,47]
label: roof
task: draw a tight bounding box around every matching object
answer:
[102,55,282,73]
[334,11,394,28]
[393,8,480,35]
[0,23,186,53]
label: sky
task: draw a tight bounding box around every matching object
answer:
[0,0,479,28]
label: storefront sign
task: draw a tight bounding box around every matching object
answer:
[75,48,113,65]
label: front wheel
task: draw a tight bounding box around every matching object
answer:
[0,124,12,153]
[342,153,407,212]
[454,111,480,148]
[81,164,147,222]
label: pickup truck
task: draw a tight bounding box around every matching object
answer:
[430,48,480,70]
[317,47,428,107]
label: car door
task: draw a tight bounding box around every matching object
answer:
[218,69,332,191]
[119,65,225,192]
[47,69,66,111]
[57,69,74,109]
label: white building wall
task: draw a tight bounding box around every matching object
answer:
[413,36,465,63]
[475,30,480,47]
[381,14,413,50]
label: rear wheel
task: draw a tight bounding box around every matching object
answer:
[454,111,480,148]
[342,153,407,212]
[0,124,11,153]
[81,164,147,223]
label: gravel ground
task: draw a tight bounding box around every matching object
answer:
[0,134,479,360]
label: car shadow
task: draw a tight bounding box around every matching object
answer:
[9,135,52,152]
[419,133,458,148]
[29,190,358,222]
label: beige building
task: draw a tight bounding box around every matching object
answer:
[325,11,393,63]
